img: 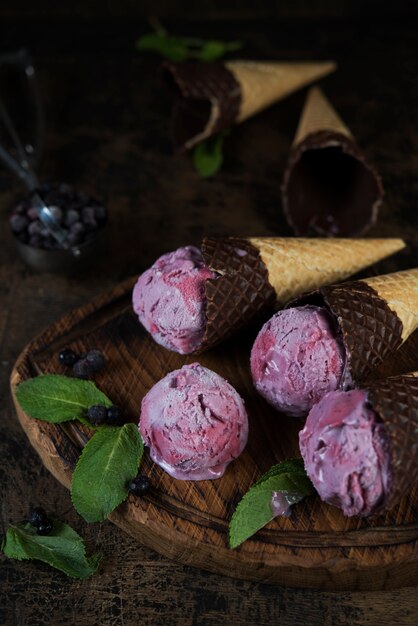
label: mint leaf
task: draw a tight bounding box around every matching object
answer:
[136,32,243,62]
[15,375,112,424]
[71,424,144,523]
[228,459,315,549]
[194,40,243,62]
[193,132,226,177]
[136,34,190,62]
[1,520,100,579]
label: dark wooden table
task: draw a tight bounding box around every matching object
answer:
[1,15,417,626]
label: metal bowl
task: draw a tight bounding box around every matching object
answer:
[13,223,108,274]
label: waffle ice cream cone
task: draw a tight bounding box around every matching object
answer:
[366,372,418,511]
[226,61,336,123]
[199,236,405,351]
[282,87,384,237]
[293,268,418,385]
[292,86,351,145]
[162,61,336,151]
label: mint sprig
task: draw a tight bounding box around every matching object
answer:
[1,520,100,579]
[15,375,112,424]
[136,32,243,62]
[228,459,315,549]
[193,132,227,178]
[71,424,144,523]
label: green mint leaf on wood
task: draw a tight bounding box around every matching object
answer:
[15,375,112,424]
[71,424,144,523]
[1,520,100,579]
[193,132,226,178]
[228,459,315,549]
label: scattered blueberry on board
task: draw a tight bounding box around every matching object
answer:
[9,181,107,250]
[86,404,123,426]
[129,475,150,496]
[58,347,105,379]
[27,507,53,536]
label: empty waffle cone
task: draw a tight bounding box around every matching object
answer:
[293,268,418,386]
[226,61,337,123]
[198,236,405,351]
[162,61,336,151]
[282,87,384,237]
[365,372,418,512]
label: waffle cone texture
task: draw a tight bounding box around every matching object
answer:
[366,372,418,512]
[162,61,336,151]
[293,268,418,386]
[198,236,405,352]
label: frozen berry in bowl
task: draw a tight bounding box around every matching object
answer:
[10,181,108,273]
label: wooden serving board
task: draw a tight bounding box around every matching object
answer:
[10,277,418,591]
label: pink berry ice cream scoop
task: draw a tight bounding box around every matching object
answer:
[299,388,392,517]
[132,246,216,354]
[250,305,345,417]
[139,363,248,480]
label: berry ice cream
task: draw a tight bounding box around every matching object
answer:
[299,388,392,517]
[250,305,345,417]
[139,363,248,480]
[132,246,215,354]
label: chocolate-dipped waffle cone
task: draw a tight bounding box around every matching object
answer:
[292,268,418,386]
[162,61,336,151]
[365,372,418,512]
[198,236,405,351]
[282,87,384,237]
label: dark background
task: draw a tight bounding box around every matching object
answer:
[0,2,417,625]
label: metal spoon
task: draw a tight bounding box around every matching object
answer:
[0,93,80,256]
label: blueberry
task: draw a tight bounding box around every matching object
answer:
[72,359,92,379]
[28,220,43,236]
[67,231,83,246]
[129,475,150,496]
[26,207,39,221]
[84,218,98,232]
[106,405,122,425]
[28,507,48,527]
[64,209,79,227]
[49,206,63,223]
[37,520,53,536]
[87,404,108,426]
[81,206,95,222]
[59,348,79,367]
[85,350,105,372]
[70,221,85,236]
[10,214,29,233]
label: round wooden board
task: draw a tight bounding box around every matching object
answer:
[10,277,418,591]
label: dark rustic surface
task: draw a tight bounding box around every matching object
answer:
[1,13,418,626]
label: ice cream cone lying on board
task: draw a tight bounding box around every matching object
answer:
[251,267,418,417]
[282,87,384,237]
[162,60,336,151]
[300,372,418,517]
[132,236,405,354]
